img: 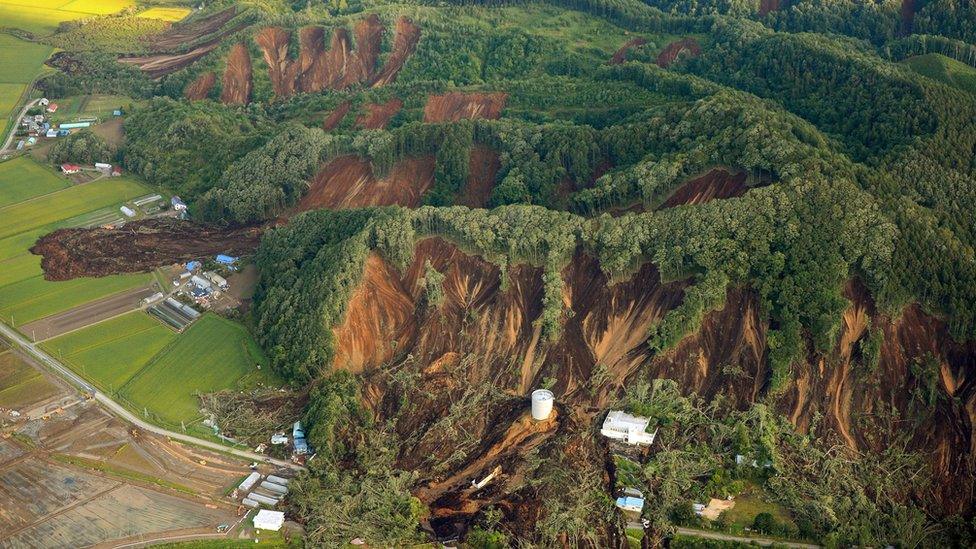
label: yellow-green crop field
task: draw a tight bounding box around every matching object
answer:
[0,0,134,35]
[137,6,190,21]
[43,311,177,392]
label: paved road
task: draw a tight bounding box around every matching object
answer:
[674,526,820,548]
[0,320,304,472]
[1,98,39,153]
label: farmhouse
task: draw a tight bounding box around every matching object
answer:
[45,103,58,113]
[60,163,80,175]
[111,166,122,176]
[171,196,187,211]
[601,410,657,446]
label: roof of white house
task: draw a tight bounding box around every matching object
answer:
[600,410,656,445]
[253,509,285,531]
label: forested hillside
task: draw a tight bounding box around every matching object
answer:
[29,0,976,545]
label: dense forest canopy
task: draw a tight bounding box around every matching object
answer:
[38,0,976,545]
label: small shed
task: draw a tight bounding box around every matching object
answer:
[120,206,136,218]
[253,509,285,531]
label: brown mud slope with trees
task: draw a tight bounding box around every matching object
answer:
[332,238,975,528]
[656,37,702,68]
[118,43,220,79]
[355,98,403,129]
[220,43,253,105]
[659,168,748,208]
[183,71,215,100]
[323,100,352,130]
[30,219,262,280]
[463,145,501,207]
[251,15,417,102]
[423,92,508,122]
[120,7,246,78]
[609,37,647,65]
[297,155,435,211]
[759,0,781,16]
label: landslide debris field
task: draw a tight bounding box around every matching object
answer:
[31,219,262,280]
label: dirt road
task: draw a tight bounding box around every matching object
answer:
[674,526,821,548]
[0,320,304,472]
[22,285,157,341]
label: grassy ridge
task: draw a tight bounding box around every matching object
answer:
[903,53,976,95]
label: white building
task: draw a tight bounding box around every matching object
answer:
[600,410,657,446]
[253,509,285,531]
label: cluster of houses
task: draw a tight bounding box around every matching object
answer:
[179,258,232,307]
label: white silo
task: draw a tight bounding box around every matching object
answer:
[531,389,554,421]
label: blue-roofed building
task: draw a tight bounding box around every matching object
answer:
[171,196,187,211]
[294,438,309,455]
[615,496,644,513]
[216,254,238,266]
[185,260,201,272]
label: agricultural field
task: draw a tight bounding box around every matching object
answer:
[0,349,59,408]
[41,311,176,393]
[0,272,151,326]
[0,156,69,208]
[45,94,133,124]
[0,34,52,137]
[0,175,147,240]
[137,6,190,21]
[0,0,134,35]
[903,53,976,95]
[119,314,280,427]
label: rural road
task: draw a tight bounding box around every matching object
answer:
[0,320,304,472]
[1,97,39,153]
[674,526,820,548]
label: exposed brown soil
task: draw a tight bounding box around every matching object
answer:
[656,37,702,68]
[118,43,219,79]
[150,7,238,52]
[659,168,748,208]
[297,155,436,211]
[423,92,508,123]
[609,37,648,65]
[30,219,263,281]
[369,17,420,87]
[183,71,215,100]
[323,100,352,130]
[462,145,501,208]
[220,43,253,105]
[332,237,976,532]
[900,0,916,35]
[253,15,416,101]
[758,0,781,16]
[355,98,402,129]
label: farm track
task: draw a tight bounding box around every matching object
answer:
[21,285,157,342]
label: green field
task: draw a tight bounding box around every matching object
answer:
[0,34,52,137]
[904,53,976,96]
[0,176,147,240]
[0,350,59,408]
[0,157,69,208]
[119,314,279,426]
[0,272,151,325]
[47,94,133,124]
[42,311,177,392]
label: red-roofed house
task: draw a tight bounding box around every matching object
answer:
[111,166,122,177]
[46,103,59,113]
[61,163,80,174]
